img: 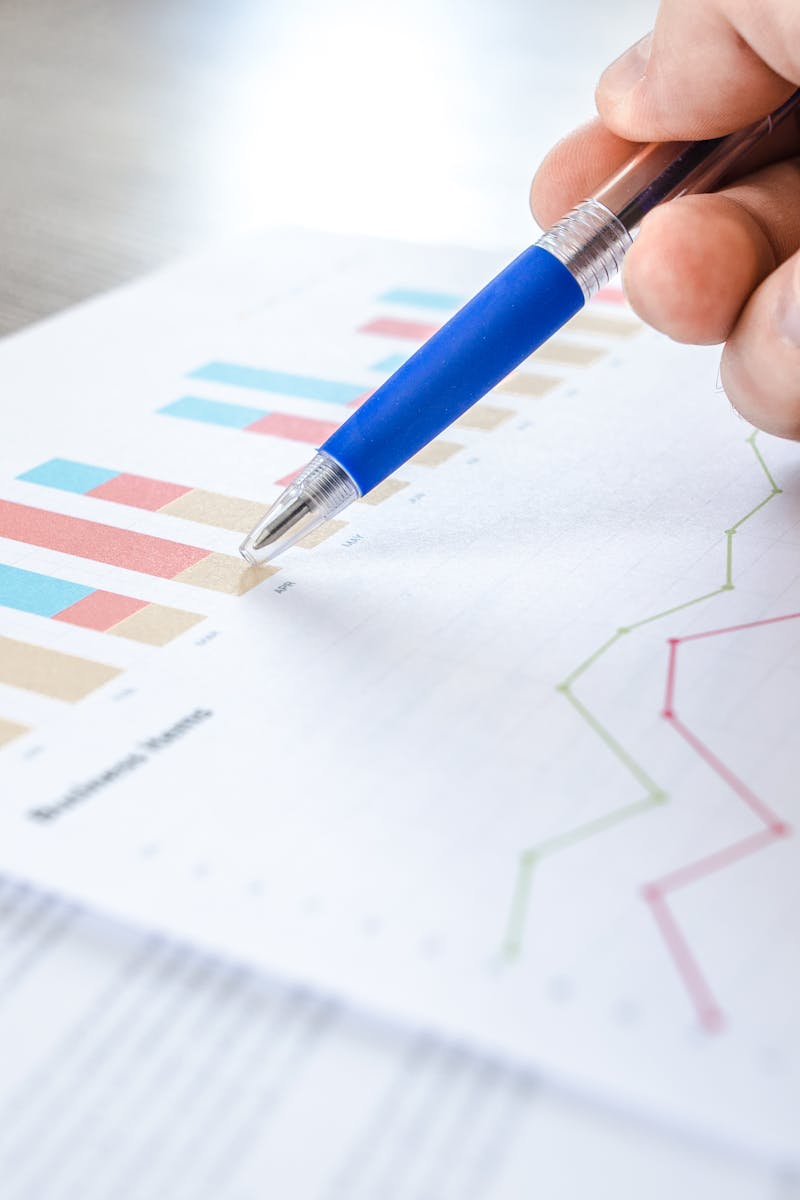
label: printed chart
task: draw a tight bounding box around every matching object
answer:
[0,229,798,1169]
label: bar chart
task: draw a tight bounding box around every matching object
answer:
[0,267,639,752]
[160,397,341,448]
[0,562,203,646]
[0,499,268,595]
[0,635,121,703]
[20,458,268,536]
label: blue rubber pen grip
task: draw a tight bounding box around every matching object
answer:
[322,245,584,495]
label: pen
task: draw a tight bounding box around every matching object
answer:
[240,89,800,566]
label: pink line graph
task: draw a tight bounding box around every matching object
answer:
[645,612,797,1032]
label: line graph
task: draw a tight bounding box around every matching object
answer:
[502,431,783,973]
[644,613,795,1032]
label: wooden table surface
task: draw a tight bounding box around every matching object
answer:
[0,0,652,336]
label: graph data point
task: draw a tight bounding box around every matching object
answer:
[617,626,630,635]
[661,709,673,720]
[722,583,734,591]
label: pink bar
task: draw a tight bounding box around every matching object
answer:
[247,413,340,445]
[346,390,373,409]
[594,287,626,305]
[55,591,148,631]
[275,467,303,486]
[0,500,209,579]
[89,473,191,512]
[359,317,439,340]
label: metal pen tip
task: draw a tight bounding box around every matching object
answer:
[239,452,360,566]
[251,499,311,553]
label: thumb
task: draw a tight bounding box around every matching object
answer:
[596,2,798,141]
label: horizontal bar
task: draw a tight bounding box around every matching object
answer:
[495,372,560,398]
[161,399,341,447]
[174,553,275,594]
[246,412,340,445]
[595,286,626,304]
[0,562,93,618]
[104,604,205,646]
[360,316,438,341]
[55,593,202,643]
[409,440,462,467]
[568,311,641,337]
[363,318,608,367]
[160,490,266,534]
[378,288,461,310]
[0,500,207,579]
[370,353,409,373]
[54,590,147,630]
[275,466,303,487]
[0,635,121,702]
[454,404,514,431]
[161,396,266,429]
[0,718,28,747]
[89,474,190,511]
[21,460,266,534]
[0,562,204,644]
[188,362,365,406]
[18,459,118,495]
[529,340,605,367]
[359,478,409,506]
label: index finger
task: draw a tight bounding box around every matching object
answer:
[597,0,797,141]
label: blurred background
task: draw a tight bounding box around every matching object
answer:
[0,0,656,334]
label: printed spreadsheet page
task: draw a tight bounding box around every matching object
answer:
[0,228,797,1166]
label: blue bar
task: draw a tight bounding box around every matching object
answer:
[378,288,462,311]
[188,362,364,406]
[159,395,266,429]
[0,563,94,618]
[18,458,118,495]
[370,353,409,373]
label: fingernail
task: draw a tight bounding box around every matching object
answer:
[778,257,800,347]
[601,32,652,100]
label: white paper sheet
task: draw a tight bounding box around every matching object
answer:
[0,880,782,1199]
[0,229,798,1164]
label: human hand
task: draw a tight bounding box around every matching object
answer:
[531,1,800,438]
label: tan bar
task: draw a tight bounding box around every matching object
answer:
[455,404,514,431]
[0,718,29,747]
[568,311,641,338]
[110,604,205,647]
[175,553,275,595]
[0,636,121,702]
[359,478,409,506]
[410,440,462,467]
[298,519,347,549]
[529,340,605,367]
[495,372,560,398]
[160,489,267,534]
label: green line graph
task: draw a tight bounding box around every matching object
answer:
[501,431,782,961]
